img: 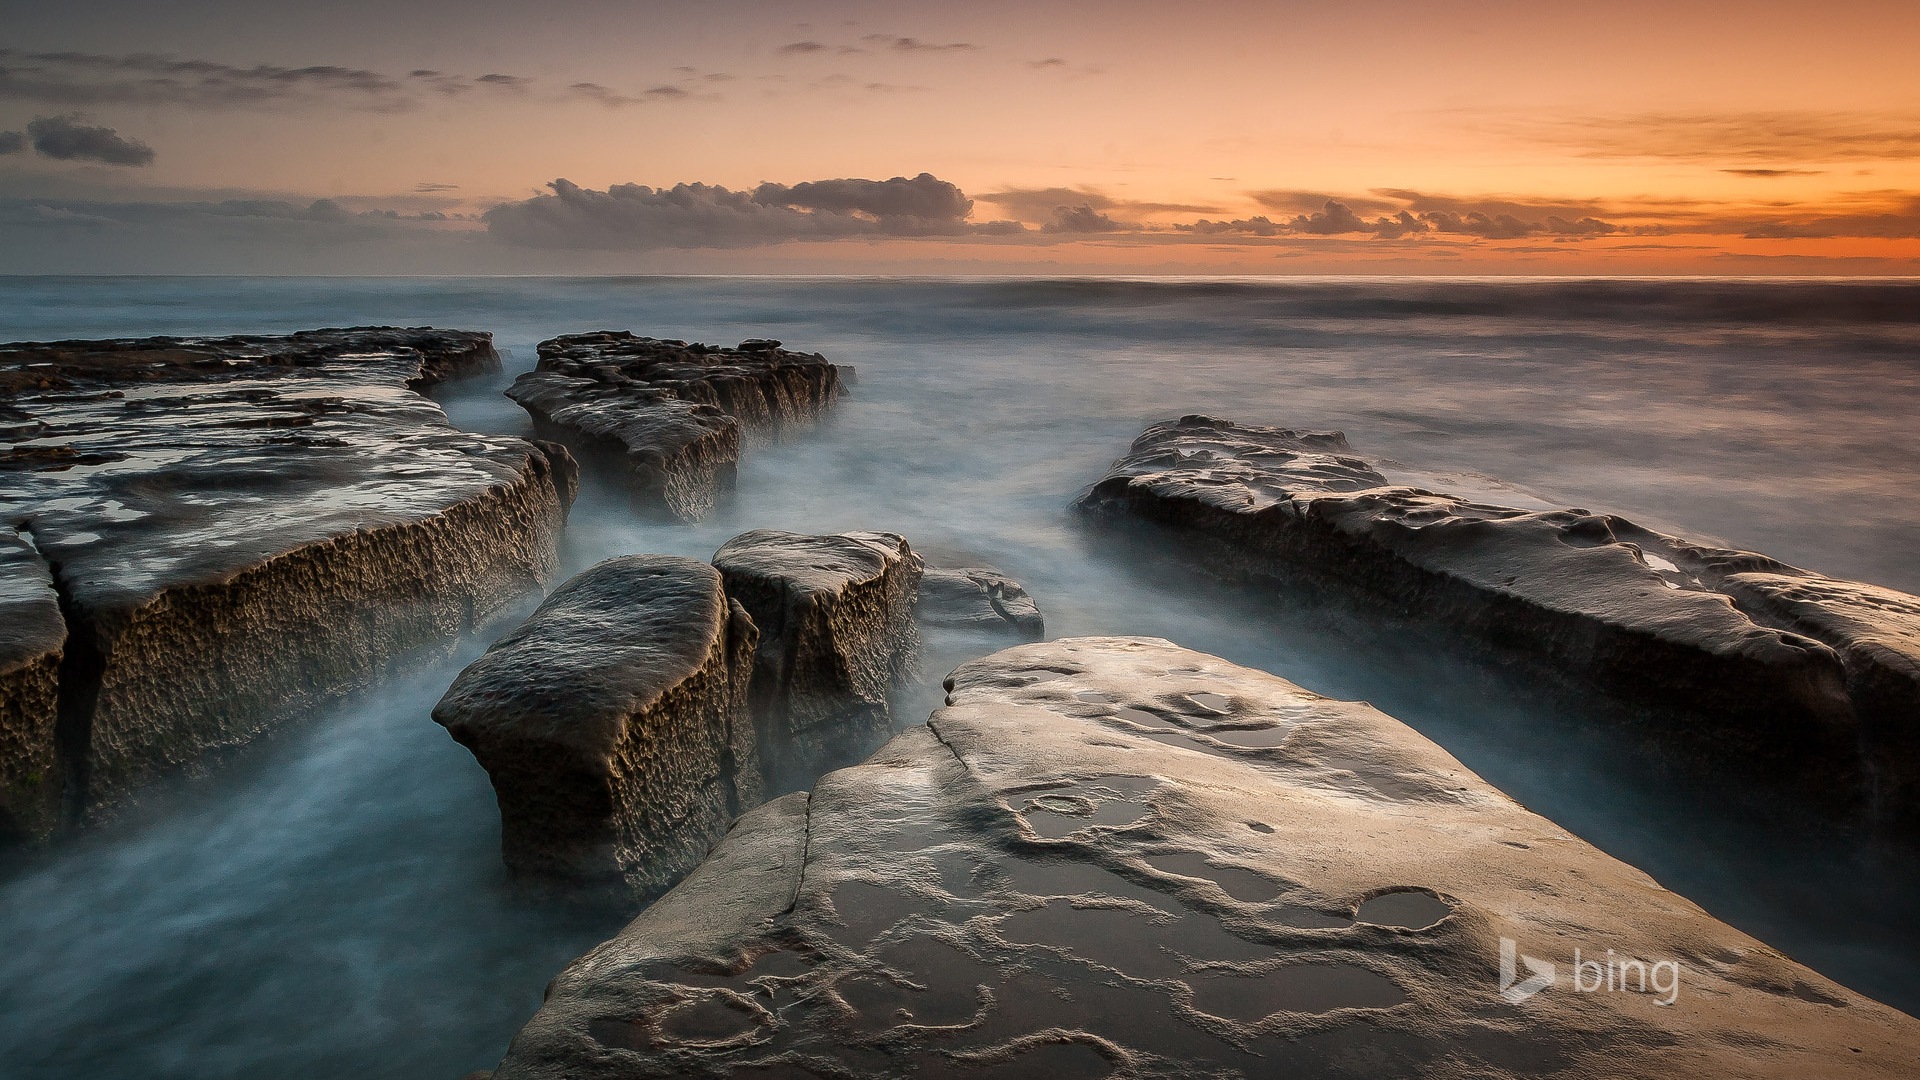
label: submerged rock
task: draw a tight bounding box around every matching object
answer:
[0,327,573,829]
[509,333,843,521]
[490,637,1920,1078]
[1076,415,1920,819]
[433,556,760,898]
[917,565,1045,640]
[714,529,922,790]
[0,530,64,842]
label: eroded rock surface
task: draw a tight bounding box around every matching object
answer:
[917,566,1045,641]
[714,530,921,790]
[509,333,843,521]
[491,637,1920,1079]
[434,556,759,898]
[0,328,573,827]
[0,530,64,841]
[1076,415,1920,818]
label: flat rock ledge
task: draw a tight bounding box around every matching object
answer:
[434,556,759,898]
[509,333,844,522]
[0,531,64,842]
[0,327,575,836]
[1076,415,1920,820]
[715,530,922,792]
[489,637,1920,1079]
[917,566,1045,641]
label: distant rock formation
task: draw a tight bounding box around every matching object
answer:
[715,530,922,792]
[1076,415,1920,822]
[433,556,759,898]
[917,565,1045,640]
[487,637,1920,1078]
[0,531,64,842]
[509,333,843,521]
[0,327,574,836]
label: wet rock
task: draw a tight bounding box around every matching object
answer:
[433,556,759,898]
[0,328,572,827]
[490,637,1920,1079]
[0,530,64,842]
[509,333,844,522]
[1076,415,1920,818]
[917,566,1044,640]
[714,530,921,790]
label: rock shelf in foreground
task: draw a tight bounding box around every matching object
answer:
[433,556,759,897]
[509,333,844,521]
[0,327,574,834]
[715,529,922,792]
[1076,415,1920,819]
[490,637,1920,1079]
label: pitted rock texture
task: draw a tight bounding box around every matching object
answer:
[490,637,1920,1079]
[509,333,843,522]
[0,328,572,827]
[1076,414,1920,818]
[0,530,64,842]
[917,566,1045,641]
[434,556,760,898]
[714,530,922,791]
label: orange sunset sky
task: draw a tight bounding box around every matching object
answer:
[2,0,1917,274]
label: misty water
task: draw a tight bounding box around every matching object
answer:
[2,277,1917,1078]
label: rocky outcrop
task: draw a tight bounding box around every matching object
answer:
[714,530,921,790]
[489,637,1920,1079]
[433,556,760,898]
[917,565,1045,640]
[0,530,64,842]
[1076,415,1920,818]
[508,333,844,521]
[0,328,573,830]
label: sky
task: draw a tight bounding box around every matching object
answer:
[2,0,1918,274]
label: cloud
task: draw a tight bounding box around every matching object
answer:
[1496,110,1920,164]
[568,81,694,107]
[486,173,984,250]
[0,130,23,155]
[1723,168,1825,178]
[1183,194,1620,241]
[0,195,454,230]
[1044,205,1123,233]
[778,41,827,55]
[863,35,977,52]
[0,48,535,112]
[26,114,154,166]
[414,182,459,193]
[1250,189,1403,217]
[1,49,404,109]
[1732,194,1920,239]
[977,186,1221,223]
[1026,57,1104,76]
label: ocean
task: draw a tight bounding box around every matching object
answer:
[2,276,1917,1078]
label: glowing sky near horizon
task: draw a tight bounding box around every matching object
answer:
[2,0,1917,273]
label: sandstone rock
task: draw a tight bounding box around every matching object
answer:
[433,556,760,898]
[0,328,572,827]
[509,333,843,522]
[917,566,1045,640]
[489,637,1920,1079]
[1076,415,1920,817]
[713,530,921,790]
[0,530,64,842]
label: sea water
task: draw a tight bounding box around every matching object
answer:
[1,276,1916,1078]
